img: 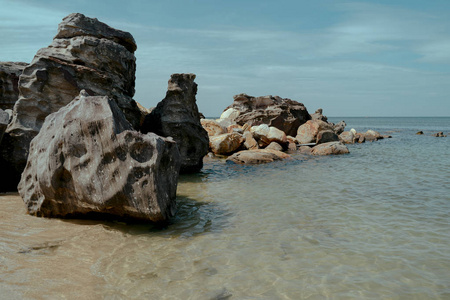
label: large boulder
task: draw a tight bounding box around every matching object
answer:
[200,119,226,136]
[18,91,181,222]
[316,130,339,145]
[311,142,349,155]
[250,124,287,148]
[209,132,244,155]
[364,130,383,142]
[0,62,28,110]
[141,73,209,173]
[2,13,142,189]
[339,131,356,144]
[226,149,292,164]
[221,94,310,136]
[296,119,334,144]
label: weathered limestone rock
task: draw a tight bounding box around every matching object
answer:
[316,130,340,145]
[364,130,383,142]
[296,119,334,144]
[227,124,243,134]
[18,92,181,222]
[209,133,244,155]
[311,142,349,155]
[222,94,310,136]
[200,119,226,136]
[3,13,142,188]
[141,73,209,173]
[311,108,327,122]
[333,121,346,135]
[0,62,28,110]
[339,131,356,144]
[243,131,259,150]
[250,124,287,148]
[266,142,283,151]
[226,149,292,164]
[0,109,9,144]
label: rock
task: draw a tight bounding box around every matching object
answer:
[266,141,283,151]
[311,108,328,122]
[227,124,243,134]
[333,121,346,135]
[316,130,340,145]
[298,146,312,154]
[3,13,141,187]
[222,94,310,136]
[209,133,244,155]
[432,132,447,137]
[0,109,9,144]
[200,119,226,136]
[250,124,287,148]
[416,131,424,135]
[296,119,334,144]
[355,132,366,143]
[141,73,209,173]
[226,149,292,164]
[18,92,181,222]
[364,130,383,142]
[243,131,258,150]
[339,131,356,144]
[311,142,350,155]
[0,62,28,110]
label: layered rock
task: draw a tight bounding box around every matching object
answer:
[226,149,292,164]
[18,91,181,222]
[0,62,28,110]
[2,13,142,189]
[209,133,244,155]
[221,94,310,136]
[311,142,350,155]
[141,73,209,173]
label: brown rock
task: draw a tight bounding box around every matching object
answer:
[266,141,283,151]
[141,74,209,173]
[250,124,287,148]
[226,149,292,164]
[311,142,349,155]
[209,132,244,155]
[243,131,259,150]
[222,94,310,136]
[364,130,383,142]
[201,119,226,136]
[18,91,181,222]
[296,119,334,144]
[339,131,356,144]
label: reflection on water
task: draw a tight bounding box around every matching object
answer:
[1,118,449,299]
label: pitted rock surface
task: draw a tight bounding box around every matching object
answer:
[0,62,28,110]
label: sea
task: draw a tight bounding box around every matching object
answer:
[0,117,449,299]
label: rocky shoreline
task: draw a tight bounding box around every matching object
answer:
[0,13,401,223]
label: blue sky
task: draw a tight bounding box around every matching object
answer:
[1,0,449,117]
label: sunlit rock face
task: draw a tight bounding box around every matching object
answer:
[19,92,181,223]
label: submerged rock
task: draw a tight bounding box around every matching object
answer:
[0,62,28,110]
[222,94,310,136]
[18,92,181,222]
[311,142,349,155]
[2,13,141,189]
[432,132,447,137]
[226,149,292,164]
[141,73,209,173]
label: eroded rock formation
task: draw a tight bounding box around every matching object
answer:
[0,62,28,110]
[19,91,180,222]
[141,73,209,173]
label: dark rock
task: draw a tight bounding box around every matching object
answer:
[18,91,181,222]
[226,149,292,164]
[416,131,424,135]
[316,130,340,144]
[0,109,9,145]
[0,62,28,110]
[141,74,209,173]
[311,142,350,155]
[432,132,447,137]
[2,13,141,188]
[221,94,310,136]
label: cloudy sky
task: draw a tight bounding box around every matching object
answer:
[1,0,449,117]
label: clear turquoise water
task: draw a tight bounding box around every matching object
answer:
[1,117,449,299]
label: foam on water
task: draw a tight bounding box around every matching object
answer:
[0,117,449,299]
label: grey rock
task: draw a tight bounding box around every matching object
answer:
[226,149,292,164]
[2,13,141,189]
[18,92,181,222]
[311,108,328,122]
[333,120,346,135]
[364,130,383,142]
[0,109,9,144]
[0,62,28,110]
[222,94,310,136]
[316,130,340,145]
[141,74,209,173]
[339,131,356,144]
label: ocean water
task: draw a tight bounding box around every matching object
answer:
[0,117,449,299]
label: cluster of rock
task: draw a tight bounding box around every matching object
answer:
[417,131,447,137]
[201,98,357,164]
[0,13,207,223]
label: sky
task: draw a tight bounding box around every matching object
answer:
[1,0,449,117]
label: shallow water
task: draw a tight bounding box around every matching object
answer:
[1,117,449,299]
